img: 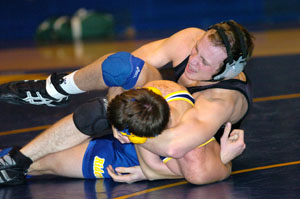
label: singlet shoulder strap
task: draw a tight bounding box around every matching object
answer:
[173,56,190,82]
[164,90,195,106]
[187,78,252,107]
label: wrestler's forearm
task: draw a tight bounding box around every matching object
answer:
[142,100,230,158]
[140,162,182,181]
[141,121,216,158]
[135,146,182,180]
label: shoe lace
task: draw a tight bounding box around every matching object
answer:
[0,155,16,168]
[11,80,69,106]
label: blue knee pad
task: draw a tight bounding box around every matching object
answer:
[102,52,144,89]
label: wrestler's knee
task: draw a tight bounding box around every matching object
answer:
[102,52,144,89]
[73,98,111,137]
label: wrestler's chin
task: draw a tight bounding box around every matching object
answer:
[184,68,198,81]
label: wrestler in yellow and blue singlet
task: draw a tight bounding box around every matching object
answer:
[82,88,214,178]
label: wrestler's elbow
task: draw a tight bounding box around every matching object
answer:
[142,170,163,181]
[141,169,156,181]
[165,143,187,159]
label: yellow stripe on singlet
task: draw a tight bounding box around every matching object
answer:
[162,137,216,164]
[164,90,195,106]
[167,98,195,106]
[198,137,216,147]
[164,90,191,99]
[162,157,173,164]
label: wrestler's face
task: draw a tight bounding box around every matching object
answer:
[184,30,227,81]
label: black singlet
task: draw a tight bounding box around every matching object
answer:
[161,56,253,142]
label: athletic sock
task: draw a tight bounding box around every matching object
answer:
[46,70,85,100]
[60,70,85,95]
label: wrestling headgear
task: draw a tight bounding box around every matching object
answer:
[209,20,248,81]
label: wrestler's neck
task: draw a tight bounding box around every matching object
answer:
[178,72,246,87]
[178,72,218,87]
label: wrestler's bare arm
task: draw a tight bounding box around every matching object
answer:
[132,27,205,69]
[134,145,182,180]
[106,137,183,183]
[115,124,245,184]
[141,96,235,158]
[136,124,244,184]
[110,124,245,184]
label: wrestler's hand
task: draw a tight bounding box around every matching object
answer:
[107,165,146,183]
[220,122,246,165]
[112,126,131,144]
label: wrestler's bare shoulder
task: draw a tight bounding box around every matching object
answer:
[167,27,206,47]
[192,85,248,123]
[172,27,206,39]
[133,27,205,67]
[164,28,206,65]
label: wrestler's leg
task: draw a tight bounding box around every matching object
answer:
[72,56,110,91]
[28,139,90,178]
[21,114,89,162]
[0,58,108,107]
[0,52,160,106]
[73,53,161,91]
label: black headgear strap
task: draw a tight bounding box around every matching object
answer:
[211,25,234,65]
[226,20,247,59]
[208,20,248,81]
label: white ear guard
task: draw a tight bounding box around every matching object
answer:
[213,56,246,81]
[209,20,248,81]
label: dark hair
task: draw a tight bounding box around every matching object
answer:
[208,20,255,67]
[107,88,170,137]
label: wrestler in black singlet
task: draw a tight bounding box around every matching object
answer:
[160,56,253,142]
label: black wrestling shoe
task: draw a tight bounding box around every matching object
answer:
[0,78,69,107]
[0,148,29,186]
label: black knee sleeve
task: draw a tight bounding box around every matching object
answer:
[73,97,111,137]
